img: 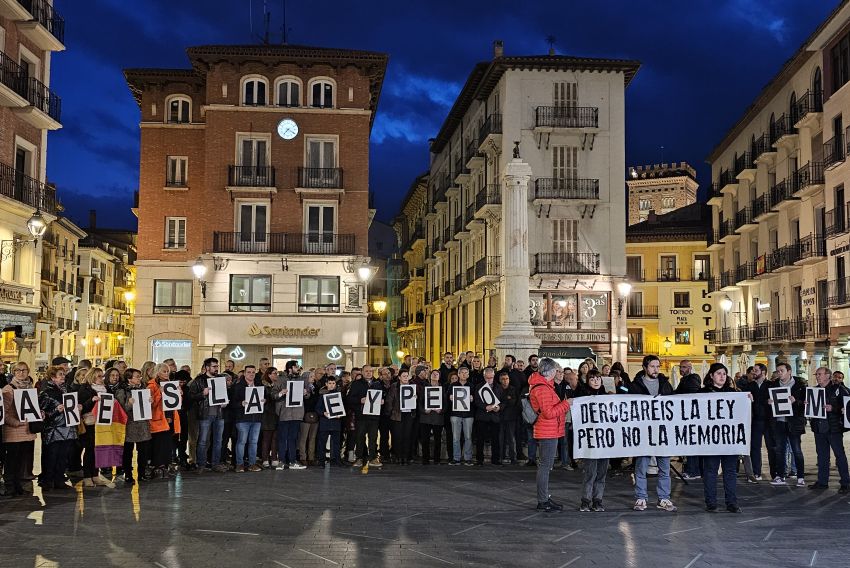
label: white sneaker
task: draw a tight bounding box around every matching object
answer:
[633,498,647,511]
[288,463,306,470]
[657,499,677,512]
[754,475,763,481]
[770,476,786,486]
[92,476,116,489]
[797,477,806,487]
[275,464,286,471]
[271,460,280,467]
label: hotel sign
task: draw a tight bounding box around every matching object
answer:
[247,323,320,338]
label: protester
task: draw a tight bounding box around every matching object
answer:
[473,367,502,466]
[115,368,151,484]
[187,358,227,473]
[419,370,445,465]
[316,376,344,467]
[449,367,474,466]
[297,371,319,466]
[699,363,742,513]
[38,366,79,492]
[675,359,703,480]
[271,368,306,471]
[745,362,776,481]
[232,365,263,472]
[2,362,37,497]
[574,371,609,512]
[349,365,382,467]
[629,355,677,512]
[809,366,850,493]
[530,357,570,512]
[498,371,519,465]
[148,363,180,479]
[770,362,807,487]
[259,367,279,468]
[385,369,417,465]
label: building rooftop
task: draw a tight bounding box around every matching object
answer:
[626,202,711,242]
[628,161,697,181]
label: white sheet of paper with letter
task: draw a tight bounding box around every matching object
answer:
[14,388,41,422]
[325,392,345,419]
[804,387,827,419]
[425,386,442,411]
[161,381,182,411]
[479,384,500,406]
[452,386,471,412]
[208,376,229,406]
[400,384,417,412]
[286,381,304,407]
[96,393,115,425]
[132,389,152,421]
[244,386,264,414]
[602,376,616,394]
[363,389,383,416]
[768,386,792,417]
[844,397,850,429]
[63,392,80,427]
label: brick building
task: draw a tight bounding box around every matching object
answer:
[626,162,698,225]
[125,44,387,369]
[0,0,64,369]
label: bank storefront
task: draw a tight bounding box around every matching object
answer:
[530,291,614,368]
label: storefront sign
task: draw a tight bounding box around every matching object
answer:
[538,331,611,343]
[229,345,247,361]
[326,345,343,360]
[247,323,320,338]
[0,285,24,304]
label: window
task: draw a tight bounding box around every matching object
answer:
[304,138,339,187]
[553,82,577,107]
[305,203,336,253]
[242,76,268,105]
[831,31,850,93]
[236,135,271,185]
[661,196,675,209]
[660,255,677,280]
[164,217,186,249]
[166,156,187,187]
[154,280,193,314]
[626,256,643,281]
[309,79,334,108]
[639,198,652,211]
[299,276,340,312]
[627,328,643,353]
[275,77,301,107]
[552,145,577,185]
[166,96,191,123]
[237,202,268,251]
[693,254,710,281]
[674,291,690,308]
[674,328,691,345]
[552,219,578,253]
[229,275,271,312]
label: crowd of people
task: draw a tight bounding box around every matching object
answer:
[1,351,848,516]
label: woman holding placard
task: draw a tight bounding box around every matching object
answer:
[115,368,151,485]
[699,363,742,513]
[385,369,418,465]
[1,362,37,497]
[77,367,115,488]
[38,366,79,491]
[148,363,180,479]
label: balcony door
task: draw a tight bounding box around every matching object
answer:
[306,139,336,187]
[238,203,268,252]
[552,146,577,189]
[238,137,269,186]
[305,203,336,254]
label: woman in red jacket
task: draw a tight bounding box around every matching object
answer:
[529,357,571,512]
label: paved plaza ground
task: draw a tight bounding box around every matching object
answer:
[0,438,848,568]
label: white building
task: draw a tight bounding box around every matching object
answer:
[422,42,639,367]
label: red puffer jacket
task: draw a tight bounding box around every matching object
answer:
[529,372,570,439]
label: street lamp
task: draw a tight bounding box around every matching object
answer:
[663,337,672,355]
[616,280,632,315]
[720,295,733,312]
[123,290,135,303]
[396,350,405,359]
[373,300,387,314]
[192,257,208,298]
[1,209,49,261]
[358,263,375,282]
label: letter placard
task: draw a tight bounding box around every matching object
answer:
[208,376,228,407]
[425,386,443,411]
[63,392,80,427]
[325,392,345,419]
[452,386,471,412]
[131,389,152,421]
[245,386,264,415]
[769,386,793,417]
[804,387,826,419]
[400,384,416,412]
[161,381,182,411]
[479,384,500,406]
[96,393,115,425]
[602,376,616,394]
[286,380,304,407]
[13,388,40,422]
[844,397,850,429]
[363,389,383,416]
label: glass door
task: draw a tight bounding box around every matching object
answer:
[306,204,335,253]
[239,203,268,252]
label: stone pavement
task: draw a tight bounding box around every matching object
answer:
[0,437,848,568]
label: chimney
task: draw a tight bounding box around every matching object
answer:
[493,40,504,59]
[89,209,96,230]
[548,47,556,56]
[647,210,657,223]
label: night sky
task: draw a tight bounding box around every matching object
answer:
[47,0,838,230]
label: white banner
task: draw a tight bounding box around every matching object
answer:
[478,384,500,407]
[424,386,443,411]
[570,393,751,459]
[844,397,850,429]
[161,381,182,411]
[452,386,471,412]
[96,393,115,425]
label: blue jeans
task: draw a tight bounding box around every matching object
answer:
[634,456,671,501]
[536,438,558,503]
[197,417,224,466]
[772,421,804,478]
[526,425,537,461]
[276,420,301,464]
[685,456,702,477]
[702,454,737,506]
[450,416,473,461]
[235,421,261,466]
[814,431,850,486]
[317,430,341,463]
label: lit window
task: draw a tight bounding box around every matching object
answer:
[229,275,271,312]
[299,276,339,312]
[154,280,193,314]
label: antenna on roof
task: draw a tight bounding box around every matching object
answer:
[281,0,289,44]
[546,35,556,55]
[262,0,271,45]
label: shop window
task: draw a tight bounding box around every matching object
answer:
[299,276,339,312]
[674,328,691,345]
[229,275,271,312]
[154,280,193,314]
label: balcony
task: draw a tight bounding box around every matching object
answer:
[792,91,822,126]
[657,268,680,282]
[825,205,849,238]
[720,269,739,290]
[794,233,826,265]
[89,293,104,305]
[474,256,501,280]
[769,179,797,210]
[751,133,774,162]
[734,152,755,178]
[791,162,824,198]
[474,184,501,216]
[718,219,737,242]
[0,162,57,213]
[465,138,483,167]
[626,269,645,282]
[718,169,737,192]
[735,261,758,285]
[534,106,598,128]
[0,52,61,128]
[707,182,723,206]
[465,266,474,286]
[531,252,600,275]
[707,231,722,250]
[478,113,502,145]
[828,277,850,307]
[454,154,469,182]
[442,227,452,246]
[823,134,845,169]
[707,276,721,294]
[210,232,355,255]
[734,207,756,231]
[788,316,828,340]
[627,304,659,318]
[227,165,275,190]
[453,216,463,236]
[766,243,801,272]
[770,114,797,146]
[296,167,343,191]
[533,178,600,200]
[15,0,65,51]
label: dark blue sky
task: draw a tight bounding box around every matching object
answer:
[47,0,838,230]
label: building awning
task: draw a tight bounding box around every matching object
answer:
[538,346,595,360]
